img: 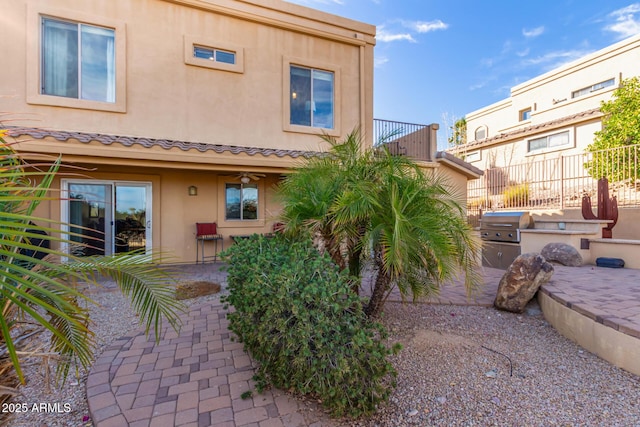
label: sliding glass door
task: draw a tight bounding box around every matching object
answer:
[63,180,151,256]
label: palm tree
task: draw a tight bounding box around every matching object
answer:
[0,130,184,391]
[279,130,481,317]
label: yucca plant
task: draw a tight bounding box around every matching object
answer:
[0,129,184,398]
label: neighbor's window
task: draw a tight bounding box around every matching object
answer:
[42,17,115,102]
[528,130,570,152]
[474,127,486,141]
[572,78,615,99]
[290,65,334,129]
[225,183,258,220]
[193,45,236,65]
[520,108,532,121]
[464,151,481,163]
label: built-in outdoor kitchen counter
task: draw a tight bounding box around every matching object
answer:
[519,218,613,266]
[480,211,533,270]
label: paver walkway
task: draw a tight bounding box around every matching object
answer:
[87,263,640,426]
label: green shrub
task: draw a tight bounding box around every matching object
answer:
[221,234,399,418]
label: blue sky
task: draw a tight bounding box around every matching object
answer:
[287,0,640,147]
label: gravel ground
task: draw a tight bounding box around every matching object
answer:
[6,282,220,427]
[6,288,640,426]
[358,302,640,427]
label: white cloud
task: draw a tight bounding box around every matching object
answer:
[522,26,545,38]
[521,49,592,70]
[374,56,389,68]
[410,20,449,33]
[516,47,530,57]
[469,82,487,91]
[377,26,416,42]
[606,3,640,39]
[480,57,494,68]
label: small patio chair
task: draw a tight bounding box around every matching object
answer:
[195,222,223,263]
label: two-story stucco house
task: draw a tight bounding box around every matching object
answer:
[3,0,481,263]
[449,33,640,238]
[454,33,640,170]
[2,0,379,262]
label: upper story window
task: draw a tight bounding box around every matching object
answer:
[194,45,236,65]
[289,65,334,129]
[520,108,532,121]
[474,127,486,141]
[42,17,115,102]
[184,35,244,73]
[572,78,615,99]
[225,183,258,221]
[528,130,570,152]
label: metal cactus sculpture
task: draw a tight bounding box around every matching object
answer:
[581,177,618,238]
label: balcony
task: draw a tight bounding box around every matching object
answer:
[373,119,439,162]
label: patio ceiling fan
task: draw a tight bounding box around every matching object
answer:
[223,171,266,184]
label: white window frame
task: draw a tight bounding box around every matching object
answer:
[526,130,573,155]
[474,126,487,141]
[60,179,153,257]
[26,6,127,112]
[184,35,244,73]
[283,56,341,136]
[571,78,615,99]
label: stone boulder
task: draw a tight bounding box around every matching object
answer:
[541,242,583,266]
[494,253,554,313]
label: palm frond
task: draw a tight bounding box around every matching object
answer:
[67,252,184,337]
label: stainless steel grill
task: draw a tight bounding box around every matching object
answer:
[480,211,532,269]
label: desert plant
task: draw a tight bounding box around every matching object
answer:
[502,183,529,208]
[221,234,399,418]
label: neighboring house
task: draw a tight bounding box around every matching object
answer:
[449,33,640,236]
[453,33,640,170]
[2,0,479,263]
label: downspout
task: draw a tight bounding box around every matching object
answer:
[359,44,366,146]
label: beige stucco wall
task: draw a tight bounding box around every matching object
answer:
[2,0,376,152]
[539,292,640,377]
[4,0,378,263]
[33,164,286,263]
[531,208,640,240]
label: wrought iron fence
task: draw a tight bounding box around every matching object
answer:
[467,144,640,227]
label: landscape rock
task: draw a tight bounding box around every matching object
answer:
[541,242,583,266]
[494,253,554,313]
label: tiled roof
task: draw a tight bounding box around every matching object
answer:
[5,126,483,178]
[451,107,602,151]
[5,126,319,159]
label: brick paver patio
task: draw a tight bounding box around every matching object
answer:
[87,262,640,426]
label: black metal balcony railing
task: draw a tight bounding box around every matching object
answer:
[373,119,436,162]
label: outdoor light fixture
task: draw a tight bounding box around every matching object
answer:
[240,176,251,184]
[188,185,198,196]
